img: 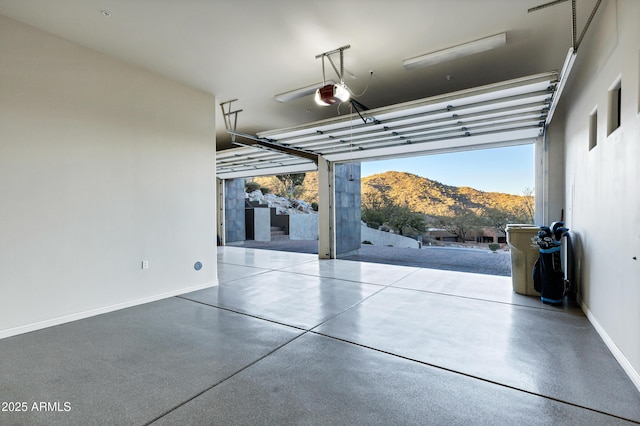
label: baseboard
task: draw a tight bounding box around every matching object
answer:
[0,280,218,340]
[581,300,640,392]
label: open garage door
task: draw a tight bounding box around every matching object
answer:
[215,71,557,178]
[216,72,556,259]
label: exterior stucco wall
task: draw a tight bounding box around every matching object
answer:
[361,225,420,249]
[290,214,319,240]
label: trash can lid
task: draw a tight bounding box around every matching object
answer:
[506,224,538,229]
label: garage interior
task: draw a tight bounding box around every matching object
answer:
[1,0,639,424]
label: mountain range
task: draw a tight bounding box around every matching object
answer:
[361,171,532,218]
[250,170,533,220]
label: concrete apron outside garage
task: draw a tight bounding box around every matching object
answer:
[237,239,512,276]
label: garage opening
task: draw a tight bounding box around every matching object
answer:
[223,142,534,277]
[216,72,555,274]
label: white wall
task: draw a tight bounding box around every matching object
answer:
[0,15,217,338]
[290,214,319,240]
[553,0,640,388]
[537,123,566,226]
[253,208,271,241]
[361,224,420,249]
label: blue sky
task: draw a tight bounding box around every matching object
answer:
[361,144,534,196]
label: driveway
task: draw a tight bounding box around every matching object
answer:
[235,239,511,276]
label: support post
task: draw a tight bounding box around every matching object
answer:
[534,137,545,226]
[216,178,226,246]
[317,155,335,259]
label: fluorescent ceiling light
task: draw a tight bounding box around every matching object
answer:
[403,32,507,70]
[274,80,335,103]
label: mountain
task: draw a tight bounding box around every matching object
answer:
[361,171,532,218]
[250,170,533,220]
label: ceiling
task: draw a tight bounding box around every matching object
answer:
[0,0,598,151]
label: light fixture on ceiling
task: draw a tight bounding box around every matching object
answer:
[274,80,335,103]
[315,45,352,106]
[402,32,507,70]
[100,10,112,18]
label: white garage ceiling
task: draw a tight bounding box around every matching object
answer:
[0,0,598,175]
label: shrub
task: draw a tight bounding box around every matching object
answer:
[488,243,501,252]
[245,181,261,192]
[260,187,270,194]
[311,202,318,211]
[362,240,373,245]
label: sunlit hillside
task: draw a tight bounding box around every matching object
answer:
[249,170,533,221]
[362,171,533,218]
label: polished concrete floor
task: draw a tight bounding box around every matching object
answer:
[1,246,639,425]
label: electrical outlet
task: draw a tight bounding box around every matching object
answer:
[141,260,149,269]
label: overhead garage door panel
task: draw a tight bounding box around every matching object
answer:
[216,72,557,178]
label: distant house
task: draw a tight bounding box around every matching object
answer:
[477,228,506,244]
[427,228,506,244]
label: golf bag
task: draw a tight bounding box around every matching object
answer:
[532,221,569,304]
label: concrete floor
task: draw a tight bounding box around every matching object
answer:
[1,246,639,425]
